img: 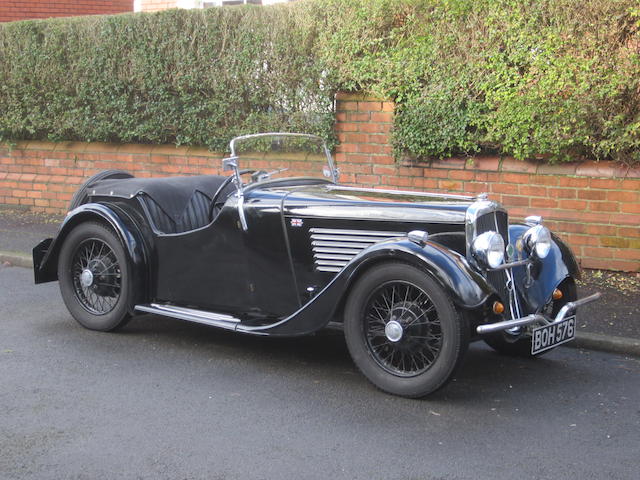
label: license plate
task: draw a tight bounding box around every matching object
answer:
[531,316,576,355]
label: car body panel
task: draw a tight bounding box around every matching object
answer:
[507,224,580,313]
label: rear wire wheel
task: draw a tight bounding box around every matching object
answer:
[344,263,468,398]
[58,222,132,331]
[483,279,578,357]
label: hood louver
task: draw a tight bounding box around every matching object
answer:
[310,228,404,272]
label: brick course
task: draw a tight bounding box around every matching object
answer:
[138,1,176,12]
[0,1,133,22]
[1,92,638,272]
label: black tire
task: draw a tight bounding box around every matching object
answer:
[344,263,468,398]
[69,169,133,211]
[483,279,578,357]
[58,222,132,331]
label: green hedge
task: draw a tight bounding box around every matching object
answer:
[1,0,639,163]
[313,0,640,164]
[0,7,337,151]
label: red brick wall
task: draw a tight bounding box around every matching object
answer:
[139,0,177,12]
[1,93,639,271]
[0,1,133,22]
[334,93,640,272]
[0,141,225,213]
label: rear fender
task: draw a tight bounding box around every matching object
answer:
[33,203,148,309]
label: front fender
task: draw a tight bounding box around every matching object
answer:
[353,239,494,309]
[239,238,493,336]
[33,203,148,309]
[508,224,580,313]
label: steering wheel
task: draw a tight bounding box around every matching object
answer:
[208,169,254,222]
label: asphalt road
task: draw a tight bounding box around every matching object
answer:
[1,265,639,480]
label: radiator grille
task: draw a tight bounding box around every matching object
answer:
[474,211,515,318]
[309,228,404,273]
[476,211,509,240]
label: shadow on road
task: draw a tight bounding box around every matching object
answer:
[35,311,601,404]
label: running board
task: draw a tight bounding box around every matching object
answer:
[134,303,241,330]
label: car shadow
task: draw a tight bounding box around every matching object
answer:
[108,313,584,404]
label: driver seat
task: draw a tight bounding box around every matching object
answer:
[140,190,214,234]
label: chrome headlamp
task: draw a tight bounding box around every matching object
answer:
[472,231,505,269]
[523,224,552,259]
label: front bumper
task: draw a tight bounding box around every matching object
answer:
[476,292,601,335]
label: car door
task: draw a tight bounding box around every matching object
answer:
[239,187,301,318]
[153,199,253,313]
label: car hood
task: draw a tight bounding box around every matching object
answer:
[276,184,474,224]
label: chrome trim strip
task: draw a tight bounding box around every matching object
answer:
[311,233,400,243]
[317,266,343,273]
[313,246,362,255]
[325,185,474,200]
[476,292,601,334]
[309,228,404,237]
[237,191,248,231]
[135,303,241,329]
[311,240,375,249]
[150,304,240,322]
[313,253,354,261]
[316,259,349,267]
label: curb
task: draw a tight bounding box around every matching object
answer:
[570,332,640,358]
[0,252,33,269]
[2,249,639,358]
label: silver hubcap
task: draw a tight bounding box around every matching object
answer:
[80,269,94,288]
[385,320,403,342]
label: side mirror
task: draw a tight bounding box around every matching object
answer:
[222,156,238,172]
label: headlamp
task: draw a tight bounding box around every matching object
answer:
[523,225,552,259]
[472,231,505,269]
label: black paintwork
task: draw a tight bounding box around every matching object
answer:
[33,202,148,311]
[507,224,578,314]
[33,175,579,337]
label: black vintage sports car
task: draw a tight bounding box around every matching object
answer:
[33,133,600,398]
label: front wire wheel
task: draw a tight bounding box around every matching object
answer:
[58,222,132,331]
[344,263,468,398]
[364,281,443,377]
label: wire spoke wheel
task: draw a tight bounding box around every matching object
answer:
[344,263,467,398]
[71,238,122,315]
[364,281,442,377]
[58,222,131,331]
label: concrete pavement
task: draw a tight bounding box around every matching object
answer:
[1,263,639,480]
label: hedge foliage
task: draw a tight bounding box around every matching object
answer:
[0,7,336,151]
[1,0,639,163]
